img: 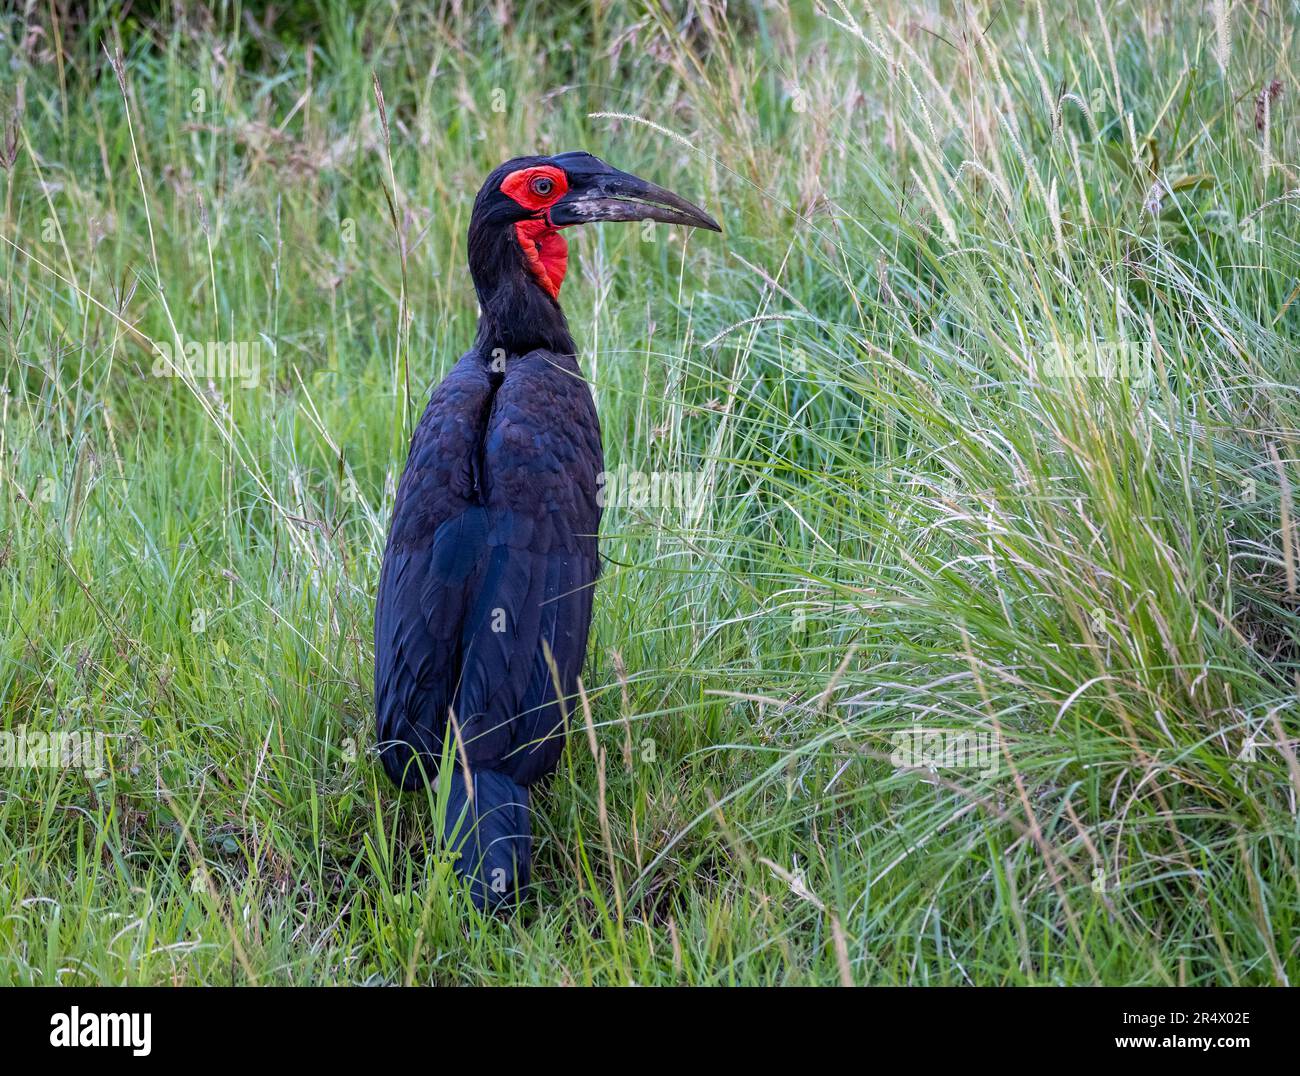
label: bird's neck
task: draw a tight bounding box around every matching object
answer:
[470,222,576,357]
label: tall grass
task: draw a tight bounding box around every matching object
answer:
[0,0,1297,984]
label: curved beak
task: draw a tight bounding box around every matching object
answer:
[549,166,721,232]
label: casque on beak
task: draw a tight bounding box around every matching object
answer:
[548,165,722,232]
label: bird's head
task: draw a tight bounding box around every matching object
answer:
[467,152,720,352]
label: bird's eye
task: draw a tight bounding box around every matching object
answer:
[531,176,554,197]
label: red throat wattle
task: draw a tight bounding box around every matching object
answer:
[514,220,568,300]
[500,164,571,301]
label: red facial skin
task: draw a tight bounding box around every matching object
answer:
[499,165,570,300]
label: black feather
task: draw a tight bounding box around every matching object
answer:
[374,346,602,905]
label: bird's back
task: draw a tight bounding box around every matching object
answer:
[373,346,602,904]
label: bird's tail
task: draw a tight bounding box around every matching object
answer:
[445,769,531,910]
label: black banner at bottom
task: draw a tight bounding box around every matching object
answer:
[1,986,1285,1061]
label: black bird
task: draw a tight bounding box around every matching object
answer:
[374,152,720,908]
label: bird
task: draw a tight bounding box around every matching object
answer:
[374,151,720,908]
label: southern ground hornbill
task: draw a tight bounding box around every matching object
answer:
[374,152,720,908]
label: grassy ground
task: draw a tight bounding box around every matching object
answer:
[0,0,1297,985]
